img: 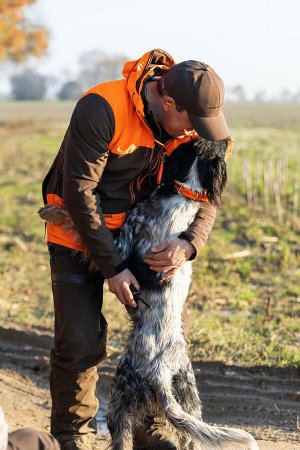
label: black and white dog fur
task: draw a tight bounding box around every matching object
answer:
[106,138,258,450]
[38,138,258,450]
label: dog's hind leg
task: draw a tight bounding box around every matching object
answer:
[170,361,203,449]
[172,358,202,420]
[154,367,259,450]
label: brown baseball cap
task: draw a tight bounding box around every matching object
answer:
[162,60,230,141]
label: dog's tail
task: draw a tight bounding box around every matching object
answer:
[155,385,259,449]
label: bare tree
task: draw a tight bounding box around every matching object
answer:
[292,89,300,103]
[253,90,267,102]
[78,50,128,91]
[227,84,247,102]
[10,68,49,100]
[57,80,83,100]
[279,88,292,102]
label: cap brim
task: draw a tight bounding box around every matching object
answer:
[188,111,230,141]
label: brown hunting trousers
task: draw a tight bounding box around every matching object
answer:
[48,243,107,441]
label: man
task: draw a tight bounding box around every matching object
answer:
[41,49,230,450]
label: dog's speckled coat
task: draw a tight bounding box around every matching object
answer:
[107,139,259,450]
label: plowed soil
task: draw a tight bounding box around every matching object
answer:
[0,323,299,449]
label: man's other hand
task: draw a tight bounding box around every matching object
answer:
[108,269,140,307]
[144,238,195,280]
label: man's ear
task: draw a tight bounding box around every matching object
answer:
[163,95,175,110]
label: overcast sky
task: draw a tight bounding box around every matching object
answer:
[3,0,300,98]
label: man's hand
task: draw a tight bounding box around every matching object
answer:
[108,269,140,307]
[144,238,195,280]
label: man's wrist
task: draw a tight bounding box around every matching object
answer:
[178,237,196,260]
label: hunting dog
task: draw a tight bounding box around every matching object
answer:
[38,138,258,450]
[106,138,259,450]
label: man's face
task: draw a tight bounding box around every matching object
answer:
[160,107,194,139]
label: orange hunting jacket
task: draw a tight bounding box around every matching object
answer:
[42,49,216,278]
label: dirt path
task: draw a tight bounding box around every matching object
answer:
[0,323,299,449]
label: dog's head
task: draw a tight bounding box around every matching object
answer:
[162,137,230,206]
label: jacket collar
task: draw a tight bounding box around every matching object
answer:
[122,49,177,124]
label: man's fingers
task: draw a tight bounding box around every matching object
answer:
[161,268,177,280]
[145,249,185,264]
[113,284,128,305]
[107,269,139,307]
[144,251,180,264]
[110,282,137,307]
[113,288,126,305]
[145,255,184,268]
[130,279,140,292]
[144,253,165,263]
[122,282,137,307]
[149,264,177,273]
[150,242,170,253]
[144,257,174,267]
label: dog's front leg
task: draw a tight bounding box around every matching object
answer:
[107,401,131,450]
[107,362,139,450]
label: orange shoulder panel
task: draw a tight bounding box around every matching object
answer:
[82,80,154,155]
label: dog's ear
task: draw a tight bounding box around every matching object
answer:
[193,137,227,160]
[194,138,228,206]
[162,140,198,186]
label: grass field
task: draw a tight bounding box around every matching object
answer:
[0,101,299,368]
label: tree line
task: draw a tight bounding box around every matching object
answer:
[9,66,300,103]
[1,1,299,102]
[9,50,129,100]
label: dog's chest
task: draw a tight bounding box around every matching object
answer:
[130,195,199,247]
[166,198,199,238]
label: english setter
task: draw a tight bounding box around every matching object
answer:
[107,138,259,450]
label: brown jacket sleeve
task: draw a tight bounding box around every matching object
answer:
[63,93,127,278]
[178,201,217,257]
